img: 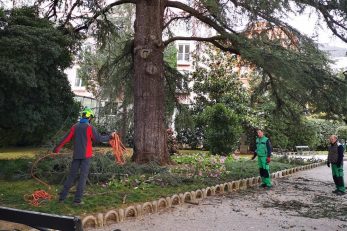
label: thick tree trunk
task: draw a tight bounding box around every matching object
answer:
[132,0,169,164]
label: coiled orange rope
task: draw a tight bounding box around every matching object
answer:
[24,190,53,207]
[109,133,127,165]
[25,133,126,206]
[25,150,55,206]
[31,150,53,189]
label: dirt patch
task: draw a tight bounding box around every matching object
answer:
[260,176,347,222]
[0,221,35,231]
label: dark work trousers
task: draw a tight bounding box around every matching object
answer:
[59,158,91,203]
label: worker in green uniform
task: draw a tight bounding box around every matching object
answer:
[251,129,272,188]
[327,135,345,195]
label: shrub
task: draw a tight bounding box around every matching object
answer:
[309,119,343,150]
[337,126,347,139]
[34,152,169,184]
[0,7,79,147]
[0,158,32,180]
[201,104,242,155]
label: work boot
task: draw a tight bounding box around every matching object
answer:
[73,201,84,206]
[335,191,345,196]
[259,183,266,188]
[332,189,339,194]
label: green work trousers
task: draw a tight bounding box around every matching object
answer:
[332,164,345,192]
[258,156,271,187]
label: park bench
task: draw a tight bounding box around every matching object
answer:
[295,145,311,155]
[0,206,83,231]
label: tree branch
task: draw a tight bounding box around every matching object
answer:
[163,35,240,55]
[321,12,347,43]
[166,1,236,36]
[163,15,192,30]
[74,0,136,32]
[63,0,82,27]
[295,0,347,43]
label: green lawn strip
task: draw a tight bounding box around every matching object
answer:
[0,160,300,217]
[0,179,207,216]
[177,150,209,155]
[0,147,44,159]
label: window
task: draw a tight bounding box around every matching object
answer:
[177,70,189,92]
[178,44,190,61]
[74,76,85,87]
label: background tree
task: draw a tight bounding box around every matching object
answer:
[192,45,261,125]
[174,44,263,150]
[78,6,134,140]
[201,103,242,155]
[337,126,347,140]
[175,105,204,149]
[0,7,79,147]
[36,0,347,164]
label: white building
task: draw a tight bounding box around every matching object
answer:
[65,64,98,110]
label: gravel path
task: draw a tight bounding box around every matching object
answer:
[93,162,347,231]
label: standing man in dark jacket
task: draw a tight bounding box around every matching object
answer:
[53,107,114,205]
[251,129,272,189]
[327,135,345,195]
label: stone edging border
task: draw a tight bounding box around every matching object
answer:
[81,162,325,229]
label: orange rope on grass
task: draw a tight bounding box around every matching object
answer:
[24,190,53,207]
[31,150,53,189]
[25,134,126,206]
[25,150,55,206]
[109,133,127,165]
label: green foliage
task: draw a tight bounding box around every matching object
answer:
[175,105,204,149]
[164,43,177,68]
[267,117,343,150]
[33,0,347,165]
[0,7,79,146]
[201,104,242,155]
[308,119,344,150]
[175,46,261,150]
[192,46,254,122]
[243,31,347,121]
[33,152,168,184]
[0,149,317,215]
[0,158,31,180]
[337,126,347,139]
[267,115,319,150]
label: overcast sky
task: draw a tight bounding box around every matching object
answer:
[286,9,347,49]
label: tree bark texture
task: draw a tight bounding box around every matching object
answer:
[132,0,168,164]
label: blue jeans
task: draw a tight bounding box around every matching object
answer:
[59,158,91,203]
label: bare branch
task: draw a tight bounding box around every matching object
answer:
[295,0,347,43]
[321,12,347,43]
[163,15,192,29]
[166,1,236,36]
[63,0,82,27]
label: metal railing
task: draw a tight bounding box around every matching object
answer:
[0,206,83,231]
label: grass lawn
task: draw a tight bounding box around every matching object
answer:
[177,149,209,155]
[0,179,209,216]
[0,147,45,159]
[0,147,314,216]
